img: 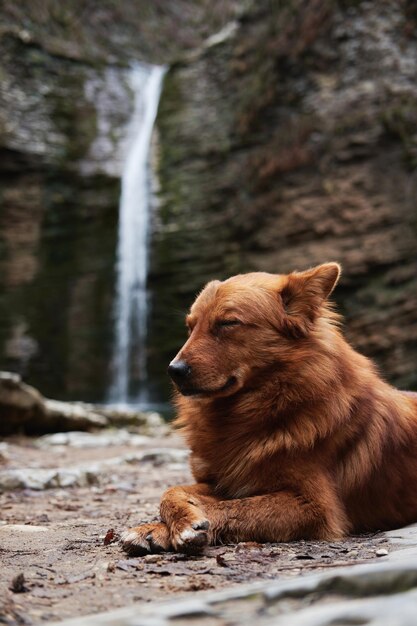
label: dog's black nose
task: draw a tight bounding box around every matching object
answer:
[168,360,191,382]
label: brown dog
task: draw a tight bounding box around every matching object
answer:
[122,263,417,555]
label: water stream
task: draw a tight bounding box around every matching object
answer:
[109,63,165,405]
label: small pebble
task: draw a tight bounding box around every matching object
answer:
[144,554,161,563]
[376,548,388,557]
[10,572,28,593]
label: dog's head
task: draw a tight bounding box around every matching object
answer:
[168,262,341,398]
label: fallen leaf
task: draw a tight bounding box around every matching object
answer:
[9,573,29,593]
[236,542,263,551]
[216,554,229,567]
[103,528,116,545]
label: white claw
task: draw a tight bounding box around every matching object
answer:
[178,528,198,544]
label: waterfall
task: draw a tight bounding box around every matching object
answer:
[109,63,165,405]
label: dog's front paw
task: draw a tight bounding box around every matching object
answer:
[121,522,171,556]
[170,518,210,553]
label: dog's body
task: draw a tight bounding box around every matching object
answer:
[122,263,417,555]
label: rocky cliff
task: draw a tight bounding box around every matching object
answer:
[0,34,132,400]
[0,2,240,401]
[150,0,417,398]
[1,0,416,402]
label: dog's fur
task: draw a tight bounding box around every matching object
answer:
[122,263,417,555]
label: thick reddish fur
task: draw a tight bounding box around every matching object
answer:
[122,263,417,555]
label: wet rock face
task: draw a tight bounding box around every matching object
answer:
[0,36,135,401]
[1,0,416,403]
[0,3,244,403]
[150,0,417,395]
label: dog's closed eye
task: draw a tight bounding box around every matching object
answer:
[217,320,242,328]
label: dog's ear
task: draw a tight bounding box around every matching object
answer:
[280,263,341,337]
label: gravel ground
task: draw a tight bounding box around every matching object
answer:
[0,431,391,625]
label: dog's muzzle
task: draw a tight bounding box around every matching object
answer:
[167,359,192,385]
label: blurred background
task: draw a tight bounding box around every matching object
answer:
[0,0,416,408]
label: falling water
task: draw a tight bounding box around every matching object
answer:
[109,63,165,405]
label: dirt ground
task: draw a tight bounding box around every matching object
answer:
[0,430,390,626]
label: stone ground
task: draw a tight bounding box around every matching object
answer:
[0,428,415,626]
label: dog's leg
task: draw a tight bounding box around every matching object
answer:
[160,479,347,552]
[199,491,346,545]
[160,483,215,552]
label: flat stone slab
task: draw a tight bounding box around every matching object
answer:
[47,558,417,626]
[386,525,417,546]
[0,524,49,533]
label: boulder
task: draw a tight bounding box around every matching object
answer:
[0,371,165,436]
[149,0,417,396]
[0,371,49,435]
